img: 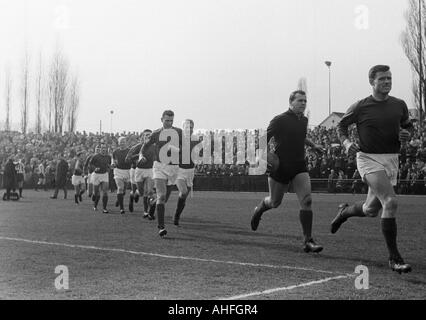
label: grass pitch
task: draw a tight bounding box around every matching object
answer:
[0,190,425,300]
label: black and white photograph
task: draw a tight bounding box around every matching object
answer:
[0,0,425,304]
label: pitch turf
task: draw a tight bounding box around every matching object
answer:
[0,190,425,300]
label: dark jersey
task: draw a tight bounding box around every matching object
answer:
[84,154,95,174]
[267,109,308,163]
[337,96,411,154]
[141,127,183,165]
[90,154,111,174]
[126,143,155,169]
[113,148,131,170]
[74,159,84,176]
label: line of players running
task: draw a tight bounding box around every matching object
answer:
[70,120,196,238]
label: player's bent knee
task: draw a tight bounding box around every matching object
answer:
[157,194,166,204]
[301,196,312,209]
[383,197,398,213]
[364,207,380,217]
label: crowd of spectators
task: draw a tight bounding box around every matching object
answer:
[1,122,426,194]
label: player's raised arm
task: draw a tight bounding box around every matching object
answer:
[111,149,117,168]
[141,131,157,159]
[83,155,91,175]
[125,143,142,163]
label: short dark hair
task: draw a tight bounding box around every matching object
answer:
[369,65,390,80]
[162,110,174,118]
[142,129,152,134]
[289,90,306,104]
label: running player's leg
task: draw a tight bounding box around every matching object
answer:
[292,172,323,252]
[154,178,168,236]
[115,177,126,214]
[129,183,137,212]
[165,185,173,203]
[146,178,156,219]
[88,179,94,198]
[137,180,145,211]
[251,177,288,231]
[331,182,382,233]
[79,181,86,201]
[364,171,411,272]
[174,178,189,225]
[74,184,80,204]
[18,181,23,198]
[101,179,110,213]
[93,178,100,210]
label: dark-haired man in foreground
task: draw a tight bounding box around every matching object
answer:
[331,65,412,274]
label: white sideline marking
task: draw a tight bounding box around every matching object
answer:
[0,236,337,275]
[218,274,355,300]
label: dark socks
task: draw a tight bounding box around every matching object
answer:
[342,201,366,219]
[156,203,165,229]
[102,195,108,209]
[19,188,23,197]
[117,194,124,210]
[175,197,187,219]
[143,196,148,212]
[94,194,100,207]
[299,210,313,242]
[381,218,401,260]
[149,202,156,216]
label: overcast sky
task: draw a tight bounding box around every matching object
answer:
[0,0,415,133]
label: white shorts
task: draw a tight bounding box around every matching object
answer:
[152,161,178,186]
[89,172,96,184]
[176,168,195,187]
[129,168,136,185]
[114,168,130,182]
[72,175,85,186]
[356,152,399,186]
[92,172,109,186]
[135,168,153,182]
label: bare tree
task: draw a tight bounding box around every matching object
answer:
[20,50,30,134]
[35,52,44,134]
[47,75,53,132]
[66,73,80,132]
[401,0,426,124]
[4,66,12,131]
[48,47,69,133]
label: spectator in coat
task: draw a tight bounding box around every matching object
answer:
[3,157,17,200]
[51,154,69,199]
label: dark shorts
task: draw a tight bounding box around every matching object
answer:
[268,161,308,184]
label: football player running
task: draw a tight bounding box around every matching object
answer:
[250,90,325,253]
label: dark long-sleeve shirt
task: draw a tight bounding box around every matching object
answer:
[267,109,308,163]
[126,143,155,169]
[337,95,412,154]
[90,154,111,174]
[141,127,183,165]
